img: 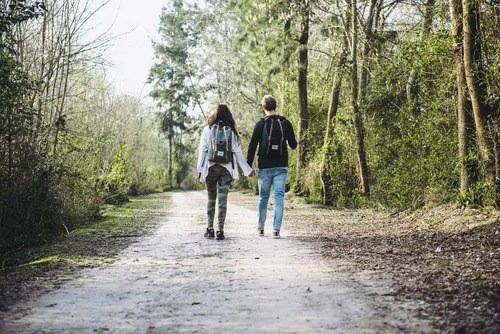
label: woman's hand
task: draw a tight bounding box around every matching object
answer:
[248,170,256,177]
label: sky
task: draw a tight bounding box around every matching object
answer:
[89,0,165,102]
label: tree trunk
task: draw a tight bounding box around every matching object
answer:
[295,0,310,194]
[32,8,47,135]
[406,0,435,110]
[168,130,173,188]
[350,0,370,196]
[7,113,13,179]
[282,13,293,66]
[54,2,72,157]
[450,0,475,195]
[462,0,495,185]
[359,0,378,101]
[320,35,348,205]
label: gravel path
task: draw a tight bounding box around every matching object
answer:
[0,191,430,333]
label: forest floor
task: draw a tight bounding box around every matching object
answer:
[0,191,498,333]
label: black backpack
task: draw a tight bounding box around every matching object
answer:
[259,116,285,158]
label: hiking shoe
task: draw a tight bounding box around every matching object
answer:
[258,229,264,237]
[216,230,225,240]
[272,230,280,239]
[204,228,215,238]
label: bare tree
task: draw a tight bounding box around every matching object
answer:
[462,0,496,192]
[359,0,379,101]
[350,0,370,196]
[320,5,350,205]
[406,0,436,111]
[449,0,474,195]
[295,0,311,194]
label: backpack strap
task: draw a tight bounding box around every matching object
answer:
[224,127,230,163]
[266,118,274,155]
[224,127,230,149]
[211,123,220,161]
[277,118,284,155]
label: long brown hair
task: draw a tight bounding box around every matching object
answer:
[208,104,240,141]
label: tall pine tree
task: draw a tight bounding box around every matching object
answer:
[149,0,200,187]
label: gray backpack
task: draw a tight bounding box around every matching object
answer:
[208,122,233,164]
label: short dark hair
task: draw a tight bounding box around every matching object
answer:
[261,95,276,111]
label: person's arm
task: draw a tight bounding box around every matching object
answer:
[246,121,262,166]
[196,127,209,174]
[285,120,297,149]
[232,135,253,176]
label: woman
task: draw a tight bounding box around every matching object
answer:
[196,104,255,240]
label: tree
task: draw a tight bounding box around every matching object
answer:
[295,0,310,194]
[140,0,499,209]
[462,0,496,192]
[1,0,173,249]
[320,4,349,205]
[359,0,379,102]
[350,0,370,196]
[449,0,475,196]
[406,0,436,111]
[149,0,200,188]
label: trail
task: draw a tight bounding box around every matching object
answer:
[0,191,429,333]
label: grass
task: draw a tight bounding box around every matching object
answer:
[24,256,66,266]
[71,196,167,238]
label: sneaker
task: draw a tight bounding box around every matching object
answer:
[272,230,280,239]
[258,229,264,237]
[204,228,215,238]
[216,230,225,240]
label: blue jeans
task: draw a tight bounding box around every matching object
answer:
[257,167,288,231]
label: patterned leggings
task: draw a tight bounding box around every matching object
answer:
[205,164,233,231]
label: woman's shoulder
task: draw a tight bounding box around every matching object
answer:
[201,125,211,137]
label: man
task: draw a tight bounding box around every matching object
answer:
[247,95,297,239]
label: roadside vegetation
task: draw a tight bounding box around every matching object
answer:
[0,193,169,311]
[0,1,172,254]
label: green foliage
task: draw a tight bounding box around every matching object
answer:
[172,0,499,209]
[1,54,170,250]
[98,145,130,205]
[149,0,200,125]
[0,0,45,36]
[365,34,458,209]
[172,139,196,189]
[457,181,489,208]
[0,49,65,248]
[149,0,203,189]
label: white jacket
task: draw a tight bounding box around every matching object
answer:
[196,126,253,182]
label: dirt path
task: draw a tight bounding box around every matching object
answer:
[0,191,430,333]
